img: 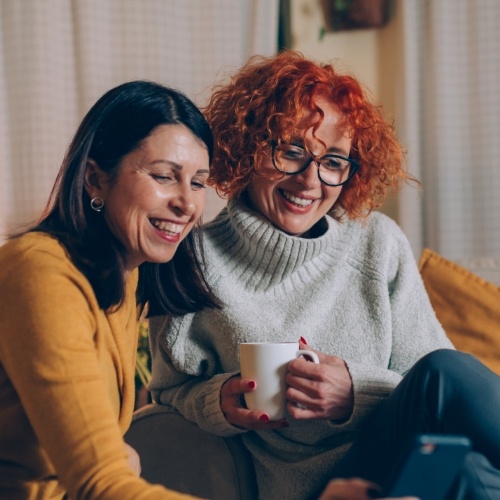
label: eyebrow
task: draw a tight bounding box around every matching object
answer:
[148,159,209,175]
[290,141,349,157]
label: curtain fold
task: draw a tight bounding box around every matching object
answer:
[0,0,279,239]
[397,0,500,259]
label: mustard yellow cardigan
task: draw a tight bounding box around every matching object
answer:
[0,232,196,499]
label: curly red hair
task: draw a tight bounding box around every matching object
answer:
[204,50,415,220]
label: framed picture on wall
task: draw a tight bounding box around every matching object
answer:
[321,0,391,31]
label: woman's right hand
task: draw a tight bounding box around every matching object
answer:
[318,478,419,500]
[220,376,289,430]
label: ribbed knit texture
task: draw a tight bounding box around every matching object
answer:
[149,199,453,500]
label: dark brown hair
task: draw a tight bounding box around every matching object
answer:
[22,80,220,314]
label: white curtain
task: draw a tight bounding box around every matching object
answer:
[397,0,500,260]
[0,0,279,240]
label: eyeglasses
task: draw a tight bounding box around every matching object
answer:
[271,141,359,187]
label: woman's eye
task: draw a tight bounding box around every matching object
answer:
[192,181,207,190]
[321,157,344,170]
[152,174,175,183]
[282,147,307,160]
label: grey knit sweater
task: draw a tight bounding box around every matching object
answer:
[149,198,453,500]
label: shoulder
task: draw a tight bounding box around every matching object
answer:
[340,212,417,280]
[0,232,90,294]
[0,232,71,271]
[351,211,407,240]
[340,212,409,253]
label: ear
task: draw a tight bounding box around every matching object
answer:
[84,159,108,199]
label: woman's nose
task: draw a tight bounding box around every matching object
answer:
[171,185,197,215]
[296,161,321,189]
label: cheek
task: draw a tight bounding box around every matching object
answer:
[248,175,278,204]
[322,186,343,208]
[192,190,207,219]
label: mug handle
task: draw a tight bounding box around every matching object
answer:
[296,350,319,364]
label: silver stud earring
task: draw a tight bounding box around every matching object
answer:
[90,197,104,212]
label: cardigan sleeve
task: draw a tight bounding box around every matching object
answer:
[0,237,198,499]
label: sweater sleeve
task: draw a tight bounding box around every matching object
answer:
[340,225,454,430]
[149,314,244,437]
[0,238,199,500]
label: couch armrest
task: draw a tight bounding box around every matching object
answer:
[124,404,257,500]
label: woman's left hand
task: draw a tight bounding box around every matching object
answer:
[318,478,379,500]
[285,341,354,421]
[124,442,141,476]
[318,478,419,500]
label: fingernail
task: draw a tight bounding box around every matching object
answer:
[248,381,256,389]
[299,336,308,345]
[259,414,270,422]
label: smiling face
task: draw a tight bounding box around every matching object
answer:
[246,96,352,238]
[85,124,209,273]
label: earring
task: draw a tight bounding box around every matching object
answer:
[90,197,104,212]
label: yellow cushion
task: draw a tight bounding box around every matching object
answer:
[419,248,500,375]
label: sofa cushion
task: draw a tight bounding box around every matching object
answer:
[419,248,500,375]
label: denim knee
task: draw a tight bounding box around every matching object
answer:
[413,349,479,378]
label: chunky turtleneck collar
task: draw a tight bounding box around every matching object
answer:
[204,198,354,291]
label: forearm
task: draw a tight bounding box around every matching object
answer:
[151,368,243,437]
[148,315,245,436]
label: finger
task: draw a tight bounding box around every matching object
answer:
[297,342,333,364]
[221,390,253,416]
[286,400,322,420]
[221,378,257,424]
[319,478,374,500]
[227,408,289,430]
[288,356,322,379]
[221,379,257,411]
[222,377,256,397]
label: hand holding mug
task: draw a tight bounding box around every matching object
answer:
[286,340,354,421]
[220,375,289,430]
[239,342,319,421]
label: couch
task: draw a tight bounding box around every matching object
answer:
[124,404,257,499]
[124,249,500,499]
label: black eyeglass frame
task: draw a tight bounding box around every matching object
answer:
[271,141,360,187]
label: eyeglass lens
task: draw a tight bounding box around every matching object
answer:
[273,144,356,186]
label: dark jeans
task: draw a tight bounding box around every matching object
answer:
[334,349,500,499]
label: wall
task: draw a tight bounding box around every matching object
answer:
[289,0,402,221]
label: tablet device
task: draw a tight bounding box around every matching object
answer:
[383,434,471,500]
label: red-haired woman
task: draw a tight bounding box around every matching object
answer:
[149,51,500,499]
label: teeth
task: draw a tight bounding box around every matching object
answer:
[150,218,183,234]
[281,191,314,207]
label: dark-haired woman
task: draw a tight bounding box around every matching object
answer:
[0,80,219,499]
[149,52,500,499]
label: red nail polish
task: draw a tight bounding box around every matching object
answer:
[300,336,308,345]
[259,414,270,422]
[248,381,256,389]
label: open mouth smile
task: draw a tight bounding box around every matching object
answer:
[150,218,183,236]
[280,190,314,207]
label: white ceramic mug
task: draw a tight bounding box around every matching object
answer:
[239,342,320,421]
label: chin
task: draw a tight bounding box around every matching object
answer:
[275,219,309,236]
